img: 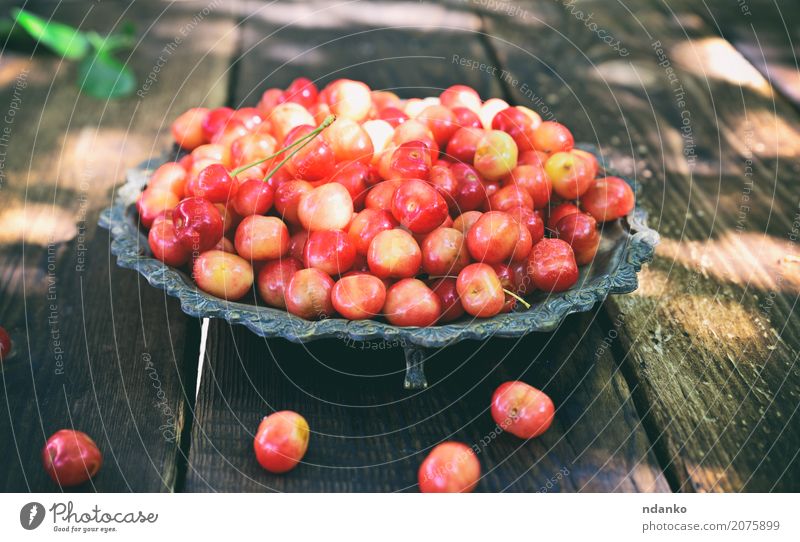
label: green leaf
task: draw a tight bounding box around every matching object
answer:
[78,52,136,99]
[11,8,90,60]
[93,30,136,55]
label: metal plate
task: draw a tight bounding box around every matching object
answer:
[99,145,659,348]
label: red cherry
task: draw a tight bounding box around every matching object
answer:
[234,215,290,261]
[457,263,505,318]
[323,79,372,122]
[440,84,482,112]
[274,179,313,225]
[230,133,277,168]
[445,127,482,163]
[386,140,432,181]
[418,442,480,493]
[285,268,335,319]
[173,197,224,252]
[572,148,600,179]
[391,179,448,234]
[555,212,600,265]
[452,210,483,235]
[391,120,439,163]
[419,105,459,147]
[527,238,578,292]
[367,229,421,279]
[258,88,283,116]
[288,231,308,261]
[328,161,370,209]
[474,130,518,181]
[545,150,594,200]
[492,106,537,152]
[148,162,187,198]
[580,176,635,222]
[378,106,409,127]
[42,430,103,487]
[298,182,354,232]
[171,107,209,150]
[201,106,234,142]
[451,106,482,129]
[233,179,274,216]
[284,124,336,181]
[504,165,552,209]
[304,230,356,275]
[546,202,581,230]
[372,90,403,110]
[489,184,534,212]
[451,163,489,212]
[282,77,319,109]
[533,121,574,154]
[149,212,191,266]
[492,381,555,439]
[136,188,179,229]
[518,149,548,168]
[511,221,533,262]
[322,118,374,164]
[193,250,254,300]
[211,119,249,146]
[384,278,442,327]
[421,227,471,276]
[0,326,12,362]
[187,163,239,203]
[230,107,264,131]
[257,258,303,308]
[506,206,545,244]
[331,274,387,320]
[429,163,458,204]
[347,208,398,255]
[253,411,310,473]
[465,211,520,264]
[365,179,402,212]
[509,260,535,295]
[190,142,228,165]
[429,278,465,323]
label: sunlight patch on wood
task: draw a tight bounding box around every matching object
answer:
[730,108,800,158]
[672,37,773,97]
[0,204,77,246]
[656,233,800,294]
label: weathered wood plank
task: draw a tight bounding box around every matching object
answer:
[482,0,800,491]
[0,0,236,491]
[187,314,668,492]
[692,0,800,110]
[185,1,668,492]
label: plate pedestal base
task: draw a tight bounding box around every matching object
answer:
[403,346,428,390]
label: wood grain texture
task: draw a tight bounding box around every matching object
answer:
[481,0,800,491]
[185,1,668,493]
[692,0,800,110]
[186,313,668,492]
[0,0,236,491]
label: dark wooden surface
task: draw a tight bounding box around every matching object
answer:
[479,0,800,492]
[0,0,233,491]
[1,0,798,492]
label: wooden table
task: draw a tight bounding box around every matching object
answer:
[1,0,798,492]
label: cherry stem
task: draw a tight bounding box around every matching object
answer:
[229,114,336,177]
[261,114,335,182]
[430,275,532,310]
[503,288,531,309]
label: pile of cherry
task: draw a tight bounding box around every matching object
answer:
[138,78,634,326]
